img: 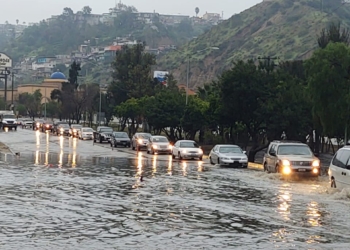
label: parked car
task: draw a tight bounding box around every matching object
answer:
[172,140,203,160]
[329,146,350,189]
[147,135,172,155]
[69,124,82,137]
[209,144,248,167]
[263,140,320,176]
[78,127,94,140]
[41,120,53,132]
[131,133,152,151]
[110,132,131,148]
[93,126,113,143]
[52,121,68,134]
[56,123,70,136]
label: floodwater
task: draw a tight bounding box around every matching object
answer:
[0,150,349,250]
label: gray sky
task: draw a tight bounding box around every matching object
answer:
[2,0,261,24]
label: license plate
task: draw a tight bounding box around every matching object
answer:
[191,154,197,156]
[298,169,306,172]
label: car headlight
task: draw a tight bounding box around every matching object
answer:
[182,150,187,153]
[199,149,203,154]
[168,145,173,149]
[46,124,49,127]
[222,157,230,160]
[282,166,291,175]
[153,145,158,149]
[312,168,319,174]
[36,123,40,126]
[60,128,64,131]
[138,139,143,144]
[312,160,320,167]
[282,160,290,166]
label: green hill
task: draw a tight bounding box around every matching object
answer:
[0,8,211,62]
[158,0,350,89]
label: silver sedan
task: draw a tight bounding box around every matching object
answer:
[209,144,248,167]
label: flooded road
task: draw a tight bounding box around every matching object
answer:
[0,129,349,249]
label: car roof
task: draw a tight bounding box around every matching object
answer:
[216,144,239,147]
[151,135,167,138]
[272,140,305,145]
[82,127,93,129]
[178,140,196,143]
[98,126,111,129]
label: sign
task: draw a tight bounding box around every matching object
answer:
[0,53,12,68]
[154,71,169,86]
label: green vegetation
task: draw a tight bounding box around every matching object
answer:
[158,0,350,88]
[0,5,211,62]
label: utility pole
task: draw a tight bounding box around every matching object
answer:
[11,71,14,109]
[186,55,190,105]
[258,56,279,73]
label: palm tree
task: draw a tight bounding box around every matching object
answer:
[195,7,200,17]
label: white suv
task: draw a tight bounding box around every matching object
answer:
[263,140,320,176]
[329,146,350,189]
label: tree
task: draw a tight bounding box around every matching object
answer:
[305,42,350,139]
[82,6,92,15]
[68,61,81,89]
[63,7,74,16]
[18,90,42,119]
[317,22,350,49]
[114,98,142,135]
[195,7,200,17]
[16,19,19,25]
[109,43,156,105]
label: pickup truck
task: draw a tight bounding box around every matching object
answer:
[93,126,114,143]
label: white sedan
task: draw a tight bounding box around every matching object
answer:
[78,127,94,140]
[172,140,203,160]
[209,144,248,167]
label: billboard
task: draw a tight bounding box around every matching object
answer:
[154,71,169,86]
[0,53,12,68]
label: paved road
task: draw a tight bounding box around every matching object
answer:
[0,128,349,249]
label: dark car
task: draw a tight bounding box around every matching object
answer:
[110,132,131,148]
[33,119,45,131]
[93,126,114,143]
[69,124,82,137]
[131,133,152,151]
[52,121,68,134]
[56,123,70,136]
[41,121,53,132]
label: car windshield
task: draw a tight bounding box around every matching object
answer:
[219,146,242,154]
[101,128,113,133]
[82,128,93,132]
[114,132,128,138]
[153,137,168,142]
[36,120,44,122]
[138,134,151,139]
[3,115,15,118]
[179,142,199,148]
[72,125,82,129]
[277,145,313,155]
[60,124,69,128]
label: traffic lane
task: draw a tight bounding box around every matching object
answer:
[0,128,132,158]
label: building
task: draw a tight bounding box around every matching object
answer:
[104,45,122,62]
[159,14,190,25]
[17,71,68,104]
[202,12,221,23]
[133,12,159,24]
[32,56,57,71]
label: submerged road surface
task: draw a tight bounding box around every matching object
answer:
[0,128,349,249]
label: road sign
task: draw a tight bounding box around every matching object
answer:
[0,53,12,69]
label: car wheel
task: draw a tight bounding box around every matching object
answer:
[114,143,117,148]
[132,143,135,150]
[210,157,214,165]
[199,156,202,161]
[99,137,102,143]
[264,163,269,173]
[172,152,175,159]
[331,177,337,188]
[178,152,182,160]
[217,158,220,164]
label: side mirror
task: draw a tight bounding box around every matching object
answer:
[314,153,319,157]
[243,151,246,154]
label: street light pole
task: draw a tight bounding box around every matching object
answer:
[11,72,14,109]
[99,86,102,126]
[186,55,190,105]
[44,88,47,120]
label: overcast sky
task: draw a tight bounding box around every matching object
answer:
[2,0,261,24]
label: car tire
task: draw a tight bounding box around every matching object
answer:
[264,163,269,173]
[147,149,149,154]
[199,156,202,161]
[178,153,182,160]
[99,137,102,143]
[217,158,220,164]
[210,157,214,165]
[172,153,175,159]
[132,143,135,150]
[331,177,337,188]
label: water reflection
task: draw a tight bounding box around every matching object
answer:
[198,161,203,172]
[307,201,322,227]
[152,155,157,175]
[277,184,292,221]
[168,155,172,175]
[182,161,187,176]
[59,135,64,149]
[36,130,40,146]
[35,150,39,165]
[45,151,49,165]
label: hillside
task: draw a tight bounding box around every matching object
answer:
[0,8,211,62]
[158,0,350,89]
